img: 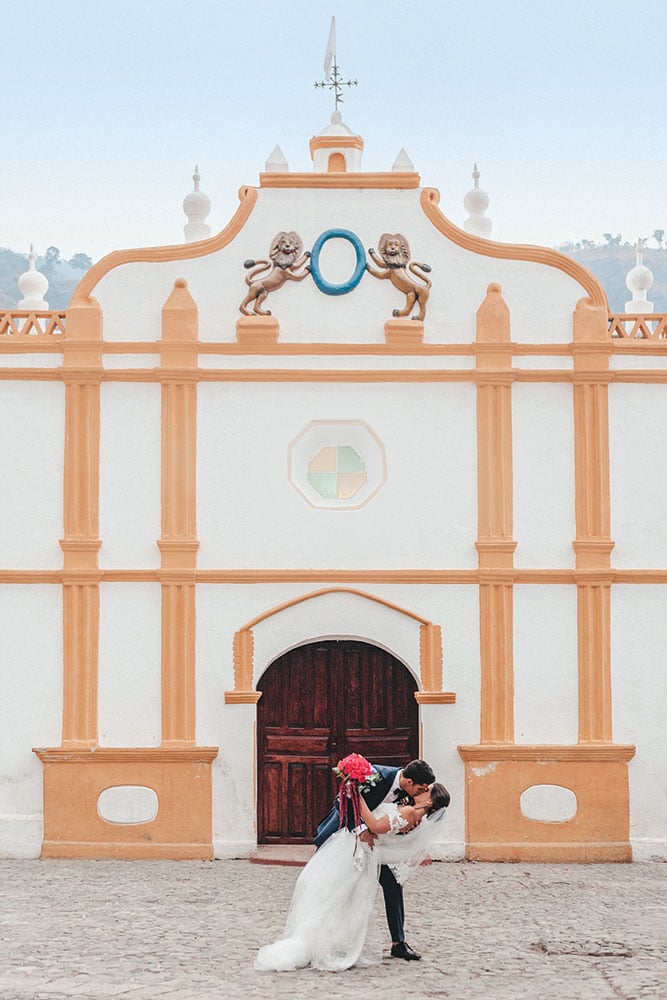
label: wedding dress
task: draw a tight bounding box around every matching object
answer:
[255,802,444,973]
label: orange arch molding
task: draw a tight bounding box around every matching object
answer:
[420,188,608,310]
[225,588,456,705]
[242,586,432,630]
[71,186,259,302]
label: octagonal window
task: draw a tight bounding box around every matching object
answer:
[308,446,368,500]
[288,420,386,510]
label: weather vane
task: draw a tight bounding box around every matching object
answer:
[314,16,357,111]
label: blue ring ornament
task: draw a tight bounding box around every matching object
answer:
[309,228,366,296]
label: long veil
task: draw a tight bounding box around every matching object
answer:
[377,807,447,884]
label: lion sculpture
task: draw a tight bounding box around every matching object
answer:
[239,232,311,316]
[366,233,432,322]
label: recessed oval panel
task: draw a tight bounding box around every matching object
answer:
[520,784,577,823]
[97,785,158,825]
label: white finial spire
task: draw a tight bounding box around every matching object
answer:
[18,245,49,309]
[463,162,493,239]
[392,148,414,172]
[265,144,289,172]
[183,164,211,243]
[625,239,654,313]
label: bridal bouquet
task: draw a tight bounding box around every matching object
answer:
[333,753,379,833]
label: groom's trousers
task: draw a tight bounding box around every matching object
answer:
[379,864,404,943]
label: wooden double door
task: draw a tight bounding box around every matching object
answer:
[257,640,419,843]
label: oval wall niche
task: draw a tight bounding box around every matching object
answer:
[97,785,159,825]
[520,784,577,823]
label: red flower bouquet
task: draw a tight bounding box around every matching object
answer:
[333,753,379,834]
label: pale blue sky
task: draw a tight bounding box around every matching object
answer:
[4,0,666,260]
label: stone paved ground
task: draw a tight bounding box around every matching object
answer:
[0,860,664,1000]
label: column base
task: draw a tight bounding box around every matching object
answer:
[458,744,636,863]
[34,746,218,860]
[384,318,424,345]
[236,315,279,346]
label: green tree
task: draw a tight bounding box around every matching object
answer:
[68,253,92,271]
[653,229,665,248]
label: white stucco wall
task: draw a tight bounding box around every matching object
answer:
[611,586,667,859]
[513,383,575,568]
[0,382,64,570]
[514,585,578,744]
[98,583,161,747]
[610,384,667,569]
[99,383,161,569]
[197,381,478,570]
[91,187,588,345]
[0,585,62,858]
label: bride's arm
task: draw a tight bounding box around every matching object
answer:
[358,798,420,834]
[358,797,392,835]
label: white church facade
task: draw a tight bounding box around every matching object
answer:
[1,112,665,863]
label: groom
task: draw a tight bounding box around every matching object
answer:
[314,757,436,961]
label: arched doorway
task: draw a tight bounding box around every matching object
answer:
[257,639,419,844]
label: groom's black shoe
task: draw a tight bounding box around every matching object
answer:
[391,942,421,961]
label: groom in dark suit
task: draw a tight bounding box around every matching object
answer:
[314,757,436,961]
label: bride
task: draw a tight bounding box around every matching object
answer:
[255,780,449,973]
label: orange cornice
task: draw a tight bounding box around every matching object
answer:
[420,188,608,309]
[71,186,259,300]
[309,135,364,155]
[458,744,636,762]
[242,586,432,630]
[259,172,420,189]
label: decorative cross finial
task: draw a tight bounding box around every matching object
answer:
[314,16,357,111]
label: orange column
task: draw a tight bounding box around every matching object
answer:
[158,280,199,746]
[60,296,103,747]
[572,298,614,742]
[474,284,516,743]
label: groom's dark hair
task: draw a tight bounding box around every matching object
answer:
[402,759,435,784]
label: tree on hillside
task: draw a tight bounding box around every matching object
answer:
[653,229,665,248]
[69,253,92,271]
[603,233,622,246]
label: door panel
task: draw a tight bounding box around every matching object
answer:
[257,640,418,844]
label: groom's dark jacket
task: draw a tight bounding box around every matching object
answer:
[313,763,400,848]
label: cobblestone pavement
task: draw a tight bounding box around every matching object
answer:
[0,860,664,1000]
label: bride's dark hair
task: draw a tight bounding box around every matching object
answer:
[426,782,450,815]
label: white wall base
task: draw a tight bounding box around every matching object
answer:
[0,815,43,859]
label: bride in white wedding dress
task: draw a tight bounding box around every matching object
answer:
[255,783,449,973]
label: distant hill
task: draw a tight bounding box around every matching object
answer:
[1,243,665,314]
[0,247,92,311]
[557,244,667,312]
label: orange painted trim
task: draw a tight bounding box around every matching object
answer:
[458,744,636,762]
[42,842,214,860]
[308,135,364,156]
[236,315,280,347]
[71,186,258,300]
[0,310,66,338]
[35,746,218,860]
[419,623,443,690]
[384,318,424,346]
[12,366,667,386]
[233,628,254,691]
[458,748,635,862]
[10,568,667,585]
[420,188,607,308]
[34,746,218,763]
[475,284,516,745]
[414,692,456,704]
[159,281,199,746]
[242,586,432,630]
[259,172,420,189]
[225,591,455,704]
[609,313,667,340]
[225,691,262,704]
